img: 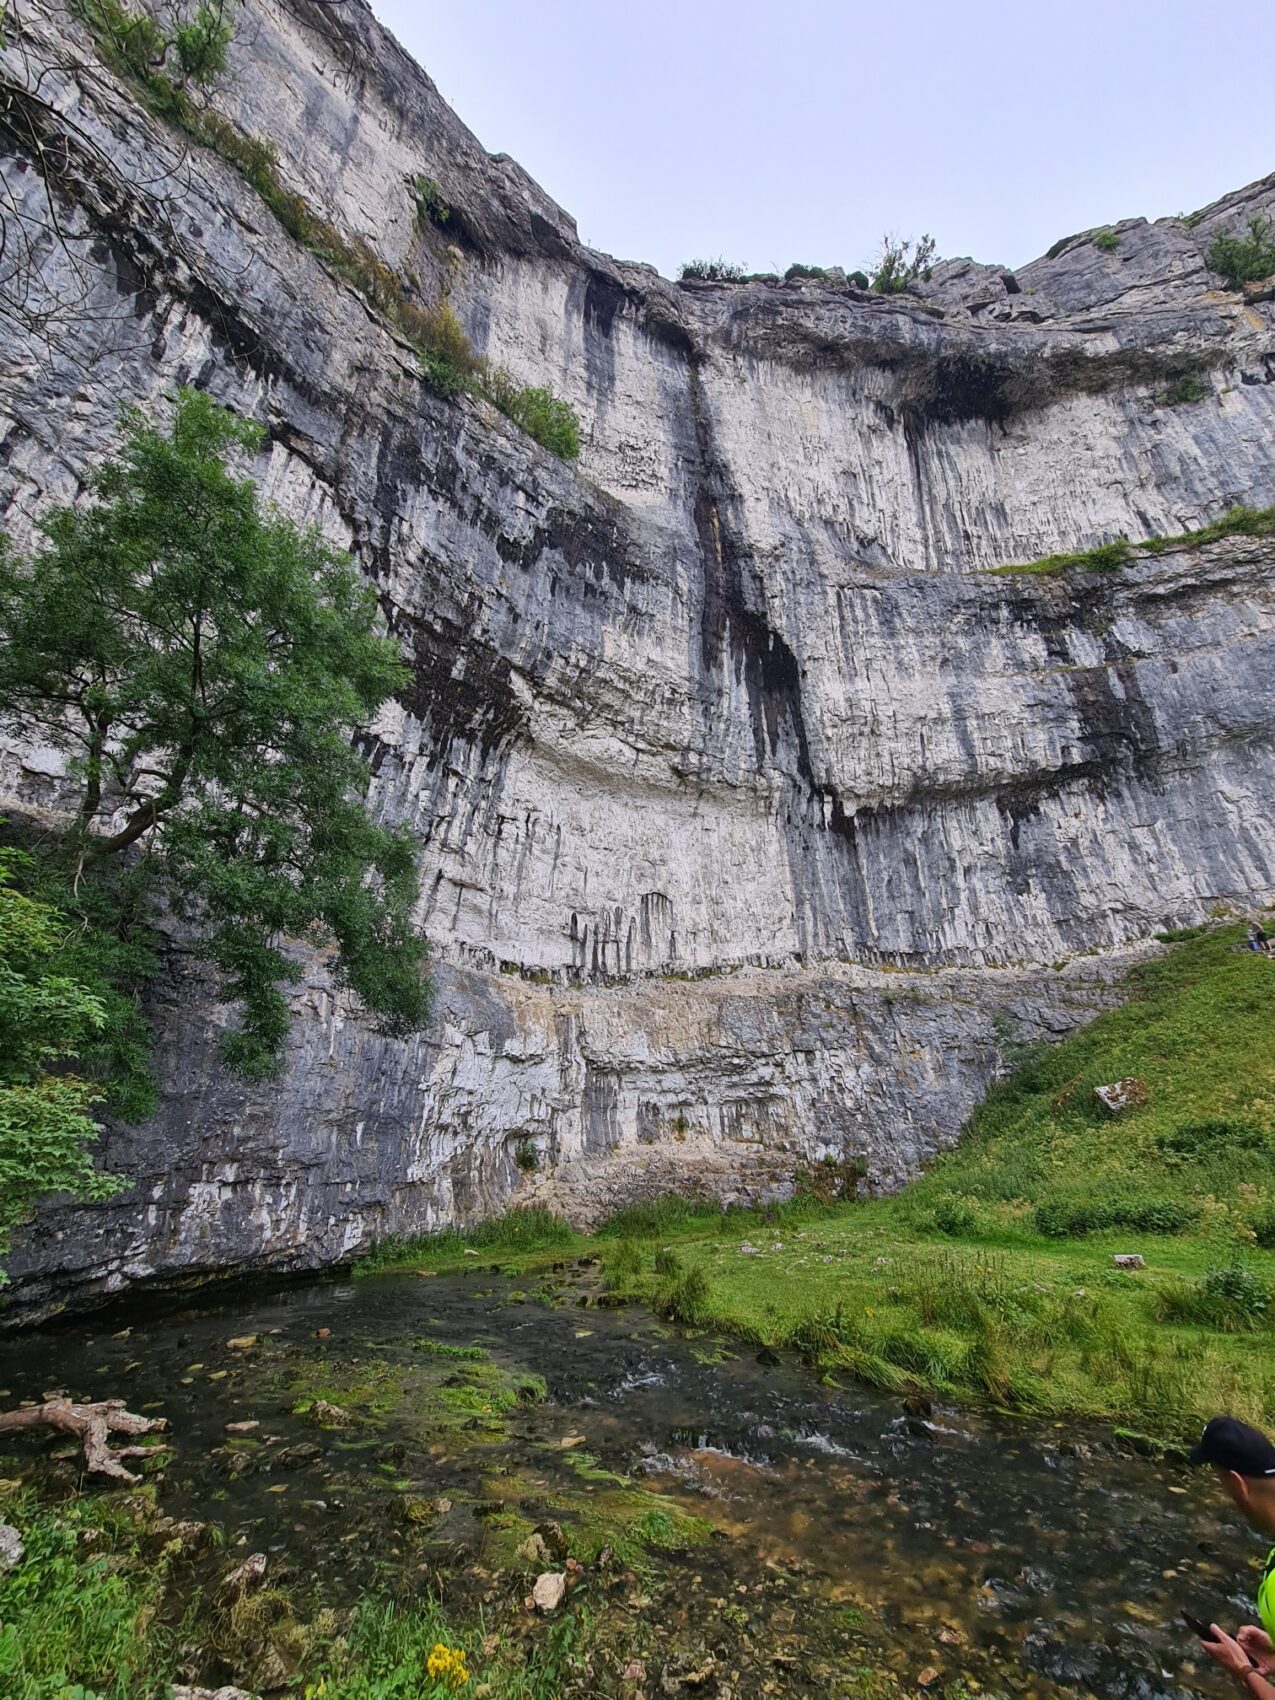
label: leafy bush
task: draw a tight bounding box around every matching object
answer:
[1093,229,1120,252]
[784,263,828,282]
[0,851,124,1271]
[1162,375,1211,406]
[847,270,870,289]
[927,1195,977,1238]
[1157,1266,1269,1332]
[407,172,450,231]
[497,385,582,462]
[870,233,937,294]
[514,1139,538,1173]
[1207,217,1275,289]
[679,258,747,282]
[173,2,234,82]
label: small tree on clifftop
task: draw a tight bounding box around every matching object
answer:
[0,389,429,1091]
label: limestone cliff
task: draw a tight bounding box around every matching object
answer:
[1,0,1273,1318]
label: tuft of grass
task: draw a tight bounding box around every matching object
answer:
[1093,229,1120,252]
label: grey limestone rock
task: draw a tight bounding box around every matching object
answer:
[0,0,1272,1318]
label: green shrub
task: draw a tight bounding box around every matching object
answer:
[679,258,747,282]
[784,263,828,282]
[870,232,937,294]
[1093,229,1120,252]
[514,1139,538,1173]
[407,172,450,231]
[173,3,234,83]
[1157,1118,1265,1158]
[927,1195,977,1237]
[847,270,870,289]
[1157,1266,1270,1332]
[1253,1211,1275,1251]
[1162,375,1211,406]
[496,384,582,462]
[1207,217,1275,289]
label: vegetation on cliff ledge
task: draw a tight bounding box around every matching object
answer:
[67,0,583,462]
[990,502,1275,577]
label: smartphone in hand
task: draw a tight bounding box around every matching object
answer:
[1181,1610,1219,1642]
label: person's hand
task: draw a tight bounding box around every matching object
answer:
[1239,1627,1275,1673]
[1203,1625,1257,1686]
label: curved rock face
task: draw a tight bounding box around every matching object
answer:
[1,0,1274,1317]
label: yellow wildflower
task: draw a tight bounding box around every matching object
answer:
[427,1642,471,1688]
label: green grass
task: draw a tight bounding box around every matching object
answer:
[0,1486,589,1700]
[353,1205,576,1273]
[990,503,1275,577]
[0,1489,186,1698]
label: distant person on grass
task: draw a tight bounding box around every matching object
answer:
[1247,923,1269,954]
[1187,1418,1275,1698]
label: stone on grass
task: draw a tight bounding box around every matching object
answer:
[532,1570,566,1612]
[1113,1254,1146,1270]
[0,1522,24,1570]
[1094,1078,1150,1114]
[514,1532,551,1567]
[226,1335,258,1350]
[171,1688,260,1699]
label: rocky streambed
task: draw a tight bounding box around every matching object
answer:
[0,1262,1258,1697]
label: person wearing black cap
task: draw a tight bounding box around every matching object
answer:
[1188,1416,1275,1697]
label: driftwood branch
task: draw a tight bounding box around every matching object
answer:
[0,1397,169,1483]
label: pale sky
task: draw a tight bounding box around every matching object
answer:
[370,0,1274,281]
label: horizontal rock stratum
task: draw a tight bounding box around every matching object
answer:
[1,0,1273,1318]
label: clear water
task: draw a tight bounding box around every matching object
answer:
[0,1261,1257,1697]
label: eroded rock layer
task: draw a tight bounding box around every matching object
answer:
[2,0,1273,1316]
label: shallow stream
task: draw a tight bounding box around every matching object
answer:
[0,1261,1258,1697]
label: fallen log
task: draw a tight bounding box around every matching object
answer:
[0,1397,168,1483]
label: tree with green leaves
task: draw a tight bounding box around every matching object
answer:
[0,847,122,1270]
[0,388,429,1091]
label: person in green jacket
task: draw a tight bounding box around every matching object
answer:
[1189,1417,1275,1698]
